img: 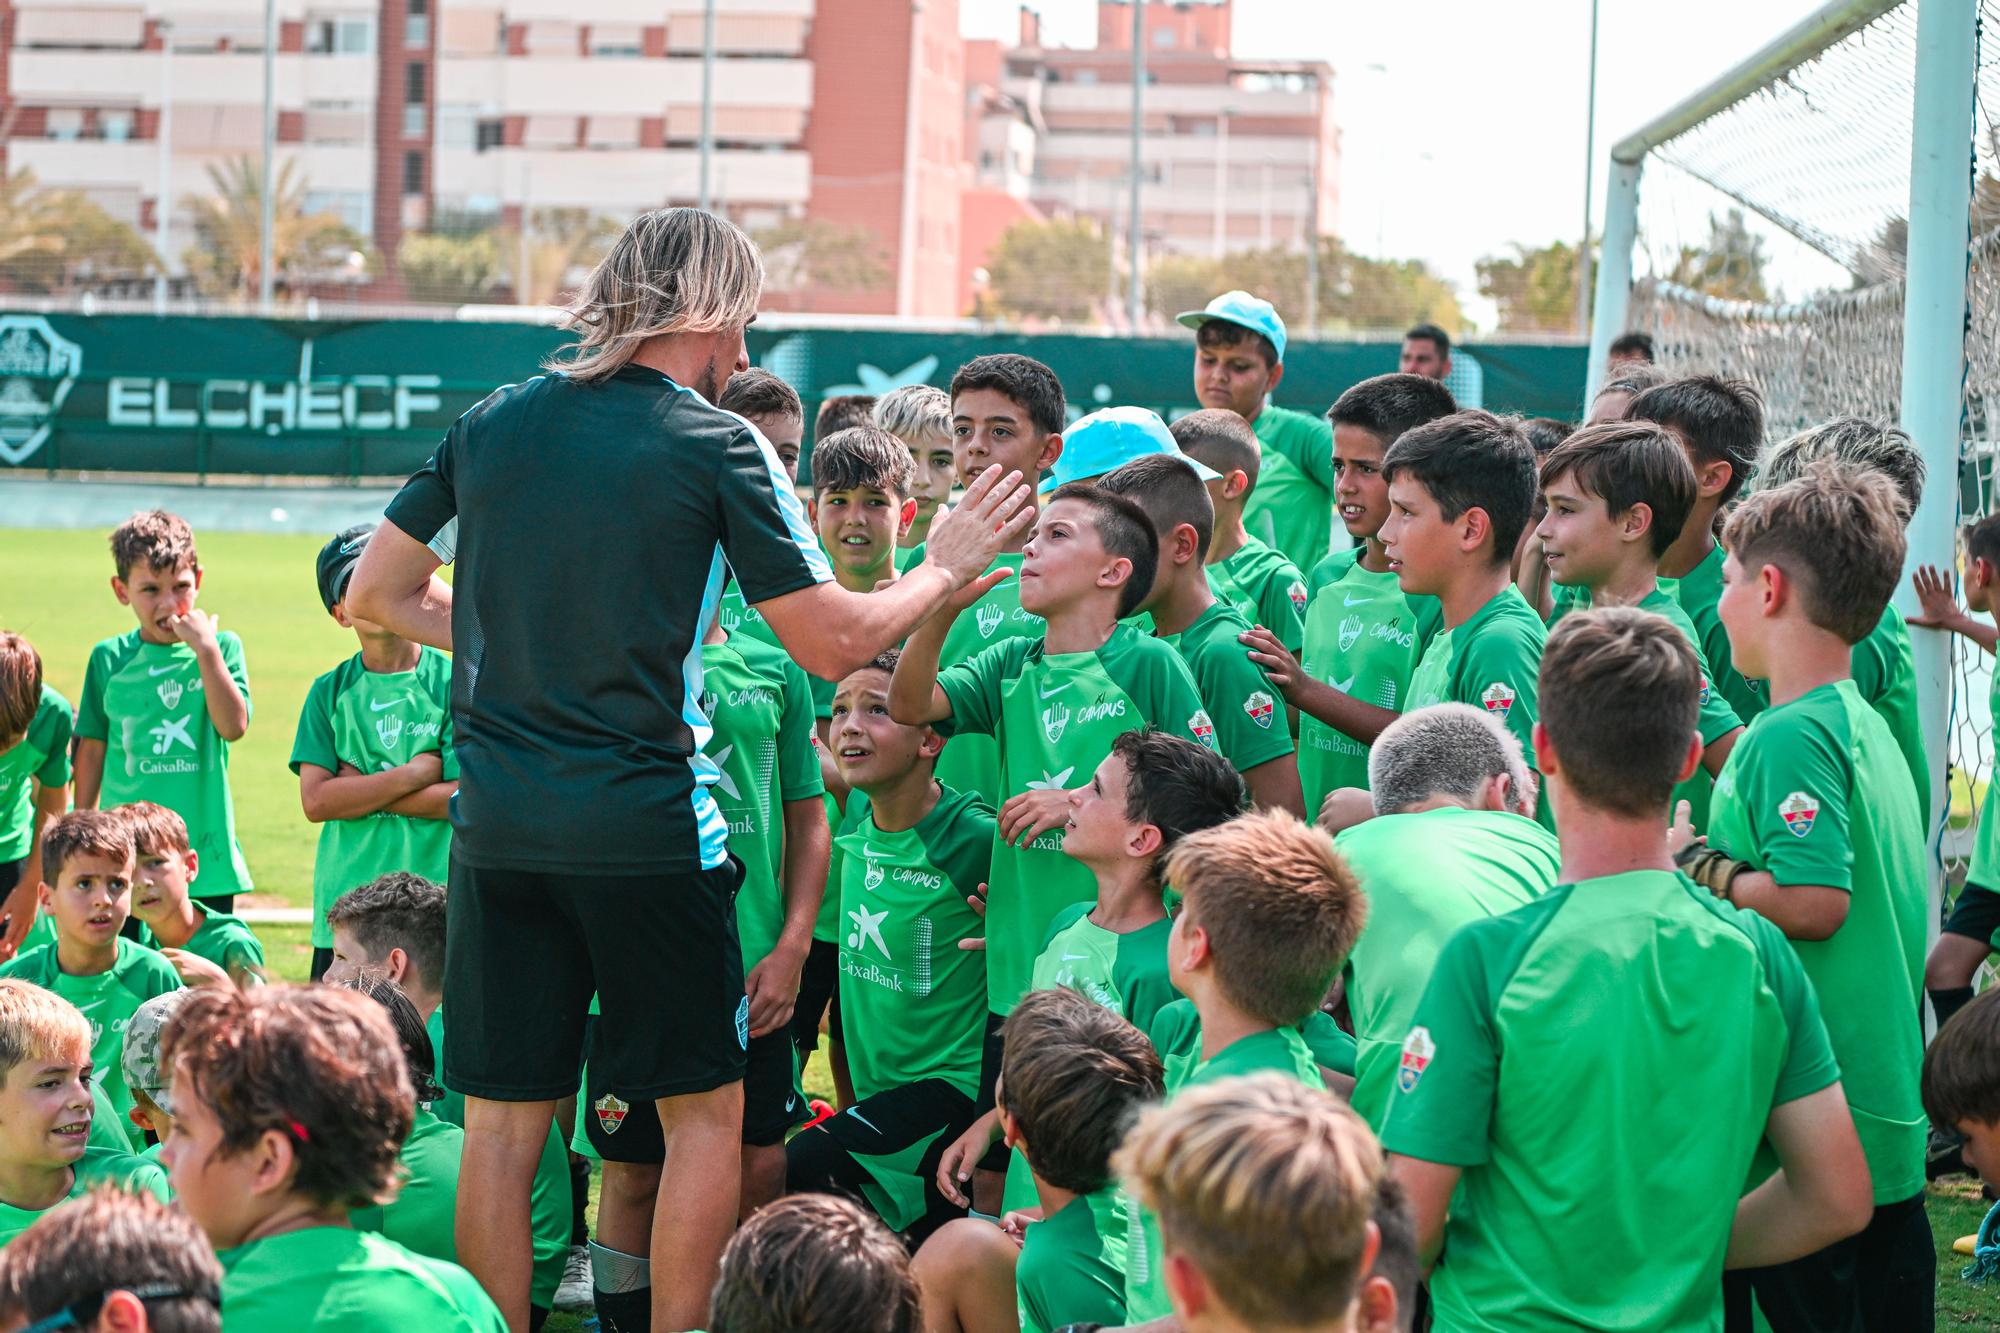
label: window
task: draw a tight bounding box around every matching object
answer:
[99,109,135,141]
[405,62,427,103]
[403,104,428,137]
[475,118,505,151]
[306,15,373,53]
[46,109,83,141]
[305,189,372,236]
[406,14,429,47]
[403,150,425,196]
[590,23,643,56]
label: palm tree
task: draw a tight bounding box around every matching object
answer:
[182,157,369,299]
[0,168,155,292]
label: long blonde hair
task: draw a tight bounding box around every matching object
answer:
[544,208,763,385]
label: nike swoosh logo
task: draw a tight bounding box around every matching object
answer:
[863,845,891,859]
[147,665,178,677]
[1038,680,1065,699]
[1343,594,1371,607]
[369,699,400,712]
[845,1108,883,1135]
[1333,675,1358,693]
[1061,952,1089,961]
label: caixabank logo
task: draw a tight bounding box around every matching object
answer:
[0,316,81,465]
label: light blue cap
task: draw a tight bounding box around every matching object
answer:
[1175,289,1288,364]
[1039,406,1223,494]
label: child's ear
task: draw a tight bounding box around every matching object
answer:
[1458,505,1494,555]
[1531,722,1560,783]
[1128,822,1164,862]
[1163,1254,1211,1319]
[253,1127,299,1198]
[1694,458,1733,499]
[36,882,51,911]
[807,498,819,526]
[898,497,919,539]
[1225,469,1251,502]
[1622,502,1654,543]
[385,946,411,987]
[1099,556,1133,592]
[1171,523,1201,567]
[183,849,199,883]
[1037,434,1064,474]
[110,576,132,607]
[330,603,353,629]
[918,727,946,761]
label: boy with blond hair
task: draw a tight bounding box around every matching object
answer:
[0,812,179,1149]
[0,977,165,1246]
[875,384,957,553]
[0,633,71,960]
[1698,467,1932,1327]
[292,522,455,980]
[1168,409,1309,653]
[1385,607,1871,1331]
[1118,1073,1383,1333]
[119,801,265,987]
[75,511,252,912]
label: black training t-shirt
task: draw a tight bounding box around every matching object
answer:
[384,365,832,874]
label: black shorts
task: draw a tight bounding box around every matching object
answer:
[442,856,747,1102]
[785,1078,976,1239]
[1722,1192,1933,1332]
[792,937,839,1060]
[973,1011,1010,1173]
[582,1028,802,1161]
[1944,881,2000,944]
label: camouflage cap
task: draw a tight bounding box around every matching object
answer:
[121,988,196,1112]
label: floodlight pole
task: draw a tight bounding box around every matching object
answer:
[1126,0,1144,332]
[258,0,275,312]
[1584,159,1640,401]
[698,0,716,211]
[1575,0,1599,337]
[1899,0,1978,961]
[155,26,173,314]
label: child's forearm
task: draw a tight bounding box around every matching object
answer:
[195,646,250,741]
[778,799,831,952]
[1948,612,2000,654]
[72,740,105,809]
[888,613,956,725]
[1290,676,1400,746]
[382,781,456,820]
[299,767,424,822]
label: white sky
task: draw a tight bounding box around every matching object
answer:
[960,0,1831,329]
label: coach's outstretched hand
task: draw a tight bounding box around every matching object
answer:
[921,465,1036,595]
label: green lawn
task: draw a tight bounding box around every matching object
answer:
[4,528,374,910]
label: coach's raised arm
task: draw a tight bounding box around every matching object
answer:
[343,206,1032,1333]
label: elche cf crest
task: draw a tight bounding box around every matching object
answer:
[594,1092,629,1134]
[1779,791,1820,838]
[1189,709,1216,748]
[1244,690,1275,729]
[1481,681,1516,719]
[1398,1026,1435,1093]
[1287,581,1308,614]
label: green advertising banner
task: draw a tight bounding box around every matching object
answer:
[0,313,1585,480]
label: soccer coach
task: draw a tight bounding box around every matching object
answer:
[348,208,1034,1332]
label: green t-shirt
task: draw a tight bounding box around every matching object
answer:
[139,905,266,979]
[0,1146,167,1247]
[289,649,455,946]
[1297,548,1443,806]
[1161,601,1295,776]
[701,640,826,974]
[1849,605,1930,829]
[1125,1022,1326,1322]
[1032,902,1177,1036]
[425,1006,570,1308]
[76,630,252,900]
[0,686,71,862]
[351,1107,461,1267]
[926,550,1046,809]
[1205,537,1308,653]
[833,786,994,1229]
[1706,679,1928,1205]
[1971,667,2000,892]
[1668,542,1769,725]
[938,624,1215,1015]
[1381,870,1840,1332]
[1549,585,1742,830]
[1243,404,1339,574]
[1016,1189,1131,1333]
[1145,999,1346,1084]
[0,939,180,1149]
[1335,806,1558,1128]
[1405,585,1553,831]
[218,1225,505,1332]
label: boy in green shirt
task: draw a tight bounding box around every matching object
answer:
[1125,809,1369,1322]
[291,522,456,980]
[1908,517,2000,1043]
[1098,450,1304,815]
[1628,375,1771,725]
[159,985,504,1332]
[786,652,995,1241]
[0,811,180,1150]
[1373,411,1553,831]
[713,369,808,640]
[1242,374,1456,815]
[74,510,252,911]
[0,977,166,1247]
[1697,467,1933,1328]
[0,633,72,960]
[1386,605,1870,1332]
[118,986,192,1156]
[1761,416,1932,827]
[1169,409,1309,653]
[708,1194,921,1333]
[911,989,1165,1333]
[935,727,1247,1213]
[875,384,958,554]
[1923,989,2000,1191]
[1118,1073,1383,1333]
[1334,702,1556,1129]
[0,1185,220,1330]
[891,486,1215,1053]
[1177,290,1339,571]
[320,871,574,1323]
[120,801,265,987]
[1536,421,1744,826]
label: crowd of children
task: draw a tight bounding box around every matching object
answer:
[0,282,1994,1333]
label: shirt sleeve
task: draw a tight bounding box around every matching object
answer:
[1739,908,1843,1104]
[776,660,828,803]
[1453,624,1542,770]
[1694,659,1744,746]
[1378,919,1507,1167]
[1190,634,1295,771]
[936,640,1022,738]
[74,643,113,742]
[716,421,833,604]
[1719,707,1855,893]
[1288,412,1339,491]
[1136,642,1220,753]
[219,631,252,718]
[28,694,72,788]
[1261,561,1309,654]
[384,412,463,557]
[288,674,340,775]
